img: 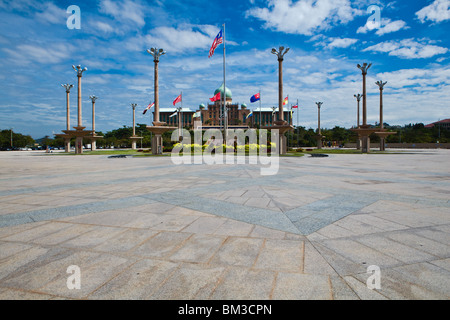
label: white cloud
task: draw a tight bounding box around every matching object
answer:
[363,39,448,59]
[35,2,66,25]
[357,19,408,35]
[99,0,146,27]
[246,0,359,35]
[326,38,358,49]
[94,21,115,33]
[416,0,450,23]
[375,19,408,35]
[375,67,450,89]
[142,25,237,54]
[3,43,72,64]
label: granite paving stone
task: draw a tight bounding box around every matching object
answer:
[209,237,264,267]
[209,267,276,300]
[88,259,180,300]
[0,150,449,299]
[271,273,332,300]
[132,231,193,259]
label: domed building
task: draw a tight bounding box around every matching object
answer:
[198,83,251,128]
[156,83,292,129]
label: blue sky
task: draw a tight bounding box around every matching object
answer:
[0,0,449,138]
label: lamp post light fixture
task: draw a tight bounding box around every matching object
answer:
[375,80,387,129]
[89,95,98,151]
[315,102,323,149]
[316,102,323,135]
[130,103,142,150]
[147,48,165,125]
[72,65,88,154]
[72,65,87,128]
[357,63,371,127]
[61,84,74,152]
[131,103,138,137]
[62,84,74,131]
[354,93,362,150]
[354,94,362,129]
[176,107,183,139]
[271,46,290,123]
[271,106,277,124]
[375,80,388,151]
[356,62,372,153]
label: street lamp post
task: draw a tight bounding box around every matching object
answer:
[357,62,372,153]
[357,63,371,127]
[147,48,165,125]
[176,107,183,140]
[61,84,73,152]
[89,95,98,151]
[354,93,362,150]
[316,102,323,149]
[130,103,140,150]
[72,65,88,154]
[375,80,388,151]
[354,94,362,129]
[146,47,174,155]
[271,46,290,124]
[73,65,87,128]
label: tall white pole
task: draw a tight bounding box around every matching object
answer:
[259,90,261,128]
[223,23,227,143]
[297,99,299,147]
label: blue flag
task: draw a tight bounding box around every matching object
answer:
[250,93,260,103]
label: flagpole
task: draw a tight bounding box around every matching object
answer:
[223,23,227,144]
[297,99,299,147]
[181,91,183,130]
[259,90,261,129]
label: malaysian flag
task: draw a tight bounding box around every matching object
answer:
[208,29,223,58]
[143,102,154,114]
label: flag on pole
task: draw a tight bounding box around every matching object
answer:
[245,110,253,120]
[169,111,177,118]
[209,91,221,102]
[143,102,154,114]
[208,29,223,58]
[193,111,201,118]
[173,94,182,106]
[250,93,260,103]
[292,104,298,109]
[272,108,276,115]
[283,97,289,106]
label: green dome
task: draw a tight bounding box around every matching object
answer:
[214,83,232,100]
[199,103,206,109]
[241,103,247,109]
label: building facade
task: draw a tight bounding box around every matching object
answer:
[155,84,294,129]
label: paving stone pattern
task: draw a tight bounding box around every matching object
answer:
[0,150,449,299]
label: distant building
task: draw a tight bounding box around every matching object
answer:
[155,84,293,129]
[425,119,450,129]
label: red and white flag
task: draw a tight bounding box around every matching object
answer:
[143,102,154,114]
[208,29,223,58]
[173,94,182,106]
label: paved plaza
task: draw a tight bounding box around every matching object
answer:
[0,150,449,300]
